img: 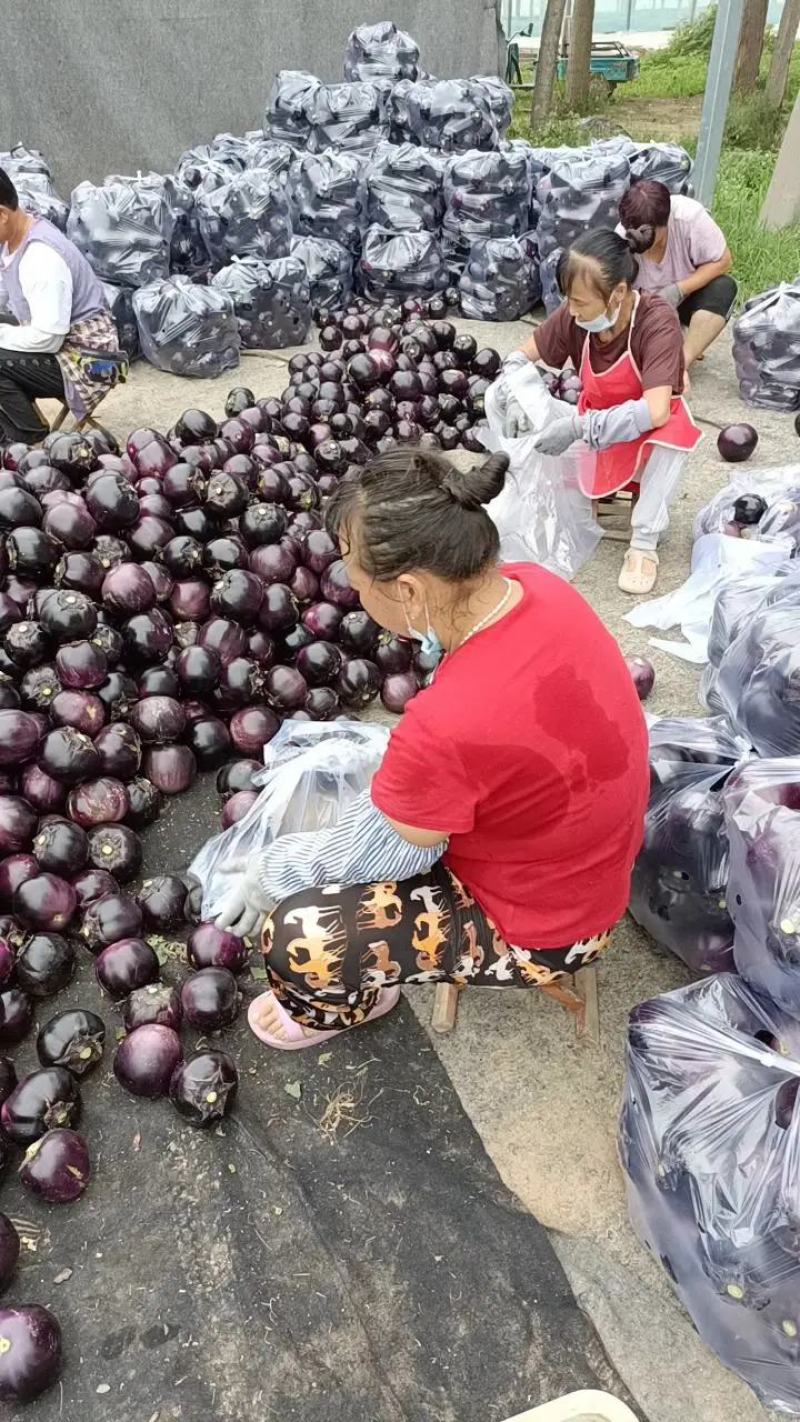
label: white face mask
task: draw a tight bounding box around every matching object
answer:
[575,302,621,334]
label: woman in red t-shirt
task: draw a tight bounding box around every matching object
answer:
[247,448,650,1050]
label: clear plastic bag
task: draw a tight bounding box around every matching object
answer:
[289,234,353,313]
[706,562,800,670]
[289,151,367,255]
[189,720,390,921]
[480,362,600,580]
[195,168,291,267]
[715,601,800,758]
[469,76,514,140]
[536,151,631,260]
[211,255,310,349]
[620,970,800,1414]
[405,79,496,153]
[359,226,447,302]
[628,142,694,194]
[101,281,139,361]
[67,179,175,289]
[388,78,416,143]
[733,283,800,412]
[629,716,745,973]
[13,173,68,231]
[265,70,321,148]
[0,144,53,181]
[540,246,564,314]
[133,275,239,378]
[343,21,420,81]
[442,148,532,268]
[459,236,539,321]
[307,81,390,154]
[724,758,800,1017]
[175,143,244,192]
[693,463,800,548]
[366,142,444,232]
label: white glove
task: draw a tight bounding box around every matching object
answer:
[495,351,532,438]
[530,411,585,457]
[213,860,274,939]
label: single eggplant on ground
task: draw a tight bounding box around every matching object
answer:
[169,1049,238,1126]
[0,1304,63,1402]
[1,1067,81,1145]
[37,1009,106,1075]
[114,1023,183,1098]
[19,1128,90,1203]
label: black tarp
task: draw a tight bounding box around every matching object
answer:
[3,778,637,1421]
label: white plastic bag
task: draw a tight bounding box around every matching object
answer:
[189,721,389,921]
[481,363,600,581]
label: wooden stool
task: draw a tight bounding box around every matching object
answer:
[47,402,104,435]
[431,966,600,1045]
[594,485,639,542]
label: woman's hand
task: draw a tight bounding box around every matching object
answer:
[659,284,683,309]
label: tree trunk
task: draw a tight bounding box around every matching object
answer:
[734,0,770,94]
[565,0,596,112]
[531,0,569,126]
[761,87,800,227]
[766,0,800,107]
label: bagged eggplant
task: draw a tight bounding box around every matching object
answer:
[67,179,175,289]
[101,281,139,360]
[133,275,239,378]
[344,21,419,81]
[470,76,514,140]
[693,464,800,549]
[307,80,389,154]
[0,143,52,181]
[211,255,310,349]
[289,151,367,255]
[388,78,416,143]
[536,150,631,260]
[366,142,444,232]
[715,600,800,758]
[289,234,353,312]
[459,236,539,322]
[14,173,68,231]
[175,143,244,193]
[620,971,800,1414]
[733,283,800,413]
[725,758,800,1016]
[265,70,321,148]
[628,716,746,974]
[195,168,291,267]
[628,142,694,194]
[540,246,564,315]
[405,79,496,153]
[359,226,447,303]
[442,148,532,269]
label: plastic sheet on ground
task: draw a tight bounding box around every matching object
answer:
[714,599,800,758]
[481,362,600,581]
[289,233,353,312]
[67,179,175,289]
[459,236,539,322]
[265,69,321,148]
[629,716,744,974]
[442,148,532,269]
[624,530,791,663]
[211,255,311,349]
[195,168,292,267]
[133,274,239,378]
[344,21,420,81]
[725,758,800,1018]
[101,280,140,360]
[366,143,444,233]
[405,79,497,152]
[307,81,390,153]
[289,151,367,255]
[620,971,800,1414]
[359,226,447,303]
[536,151,631,260]
[733,283,800,412]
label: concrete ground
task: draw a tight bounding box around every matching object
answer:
[73,317,797,1422]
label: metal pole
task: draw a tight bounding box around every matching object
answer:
[693,0,746,208]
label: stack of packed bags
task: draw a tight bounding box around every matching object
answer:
[4,19,699,373]
[621,466,800,1414]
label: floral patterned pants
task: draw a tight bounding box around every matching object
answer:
[261,864,613,1031]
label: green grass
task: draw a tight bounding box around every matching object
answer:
[714,151,800,298]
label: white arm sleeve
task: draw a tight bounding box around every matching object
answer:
[255,789,445,904]
[0,244,72,353]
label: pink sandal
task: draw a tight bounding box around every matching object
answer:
[247,986,401,1051]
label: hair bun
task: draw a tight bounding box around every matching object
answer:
[441,453,509,510]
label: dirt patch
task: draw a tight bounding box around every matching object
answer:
[611,95,703,143]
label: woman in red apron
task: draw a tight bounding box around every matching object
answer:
[508,230,702,594]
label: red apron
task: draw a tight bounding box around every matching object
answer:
[576,293,703,499]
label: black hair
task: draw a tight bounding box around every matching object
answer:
[325,448,510,582]
[558,228,638,300]
[0,169,19,212]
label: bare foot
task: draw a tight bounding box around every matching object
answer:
[252,992,319,1042]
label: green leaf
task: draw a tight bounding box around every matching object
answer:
[284,1081,302,1101]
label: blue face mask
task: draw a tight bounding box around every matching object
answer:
[575,302,621,334]
[405,601,444,662]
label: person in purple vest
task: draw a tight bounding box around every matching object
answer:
[0,166,118,446]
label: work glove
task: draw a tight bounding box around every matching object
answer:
[494,351,532,438]
[213,858,273,940]
[659,284,683,309]
[530,410,586,457]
